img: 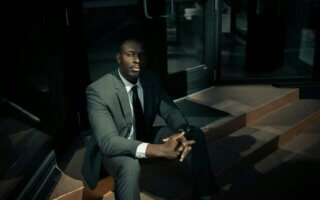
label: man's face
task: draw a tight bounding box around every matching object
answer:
[117,40,145,83]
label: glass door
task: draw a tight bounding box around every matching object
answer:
[82,0,218,99]
[219,0,319,81]
[164,0,218,98]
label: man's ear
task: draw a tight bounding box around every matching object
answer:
[116,53,121,64]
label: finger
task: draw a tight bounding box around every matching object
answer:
[180,145,188,162]
[162,137,169,142]
[177,139,187,152]
[163,134,186,142]
[178,145,184,152]
[172,131,185,140]
[180,152,187,162]
[176,129,185,134]
[176,136,187,143]
[180,146,192,162]
[179,139,187,147]
[185,140,196,145]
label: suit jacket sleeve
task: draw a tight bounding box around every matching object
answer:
[86,86,142,157]
[155,76,189,132]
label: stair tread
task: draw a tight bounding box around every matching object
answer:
[137,98,320,198]
[251,99,320,135]
[136,100,320,199]
[208,100,320,174]
[187,85,297,111]
[191,85,299,142]
[211,128,275,158]
[139,99,320,199]
[48,172,84,200]
[281,119,320,159]
[49,85,307,200]
[255,122,320,175]
[217,150,320,200]
[219,120,320,199]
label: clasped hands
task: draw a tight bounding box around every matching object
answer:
[162,131,195,162]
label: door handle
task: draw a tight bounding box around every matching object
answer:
[160,0,174,18]
[144,0,175,19]
[143,0,153,19]
[214,0,219,12]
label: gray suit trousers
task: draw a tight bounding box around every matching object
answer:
[102,126,218,200]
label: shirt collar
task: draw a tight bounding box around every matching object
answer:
[118,68,142,93]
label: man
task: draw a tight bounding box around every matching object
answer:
[82,37,219,200]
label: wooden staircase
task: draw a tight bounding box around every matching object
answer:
[48,85,320,200]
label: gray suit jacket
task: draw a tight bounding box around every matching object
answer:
[82,69,188,189]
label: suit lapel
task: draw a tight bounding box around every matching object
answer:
[140,74,151,123]
[112,70,133,128]
[112,70,153,135]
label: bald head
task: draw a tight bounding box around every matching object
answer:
[116,39,146,83]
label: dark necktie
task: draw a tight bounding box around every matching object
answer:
[132,85,146,141]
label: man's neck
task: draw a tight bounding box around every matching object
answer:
[129,78,138,84]
[118,69,138,86]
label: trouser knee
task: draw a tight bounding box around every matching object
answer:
[113,157,141,200]
[116,158,140,183]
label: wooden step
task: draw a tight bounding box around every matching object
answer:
[279,118,320,160]
[48,142,115,200]
[143,99,320,200]
[48,85,300,200]
[208,99,320,186]
[255,118,320,175]
[49,172,115,200]
[187,85,299,141]
[218,119,320,199]
[134,100,320,200]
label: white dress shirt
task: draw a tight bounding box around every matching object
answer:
[118,69,149,158]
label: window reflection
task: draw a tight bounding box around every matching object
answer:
[221,0,319,80]
[166,1,204,74]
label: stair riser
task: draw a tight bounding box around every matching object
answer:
[50,89,301,200]
[216,109,320,187]
[204,90,299,143]
[246,90,299,124]
[53,187,83,200]
[204,114,246,142]
[278,110,320,147]
[216,138,278,186]
[53,177,115,200]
